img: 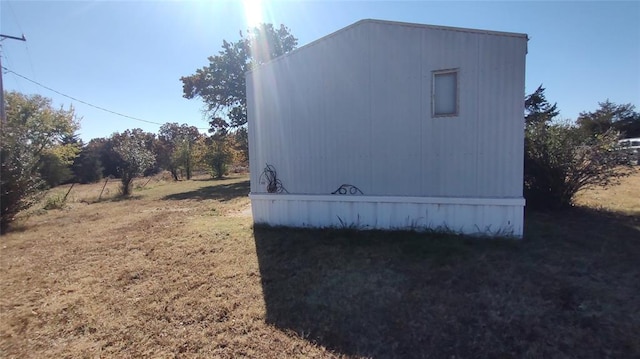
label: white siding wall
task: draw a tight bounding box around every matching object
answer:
[250,195,525,237]
[369,24,423,196]
[248,20,526,199]
[249,22,374,195]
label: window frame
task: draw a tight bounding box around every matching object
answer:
[431,68,459,118]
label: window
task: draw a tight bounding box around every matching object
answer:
[432,69,458,117]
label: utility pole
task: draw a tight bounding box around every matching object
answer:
[0,33,27,124]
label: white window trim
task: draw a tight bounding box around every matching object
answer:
[432,68,459,118]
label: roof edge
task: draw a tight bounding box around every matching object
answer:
[360,19,528,39]
[246,19,528,74]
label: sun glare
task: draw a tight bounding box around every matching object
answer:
[243,0,263,27]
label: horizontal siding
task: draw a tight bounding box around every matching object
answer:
[251,194,524,237]
[248,20,526,199]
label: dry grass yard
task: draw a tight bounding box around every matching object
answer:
[1,170,639,358]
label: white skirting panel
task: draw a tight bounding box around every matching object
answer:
[250,194,525,238]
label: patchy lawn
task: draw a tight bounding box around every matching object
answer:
[1,170,639,358]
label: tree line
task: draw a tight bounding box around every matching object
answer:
[72,124,246,189]
[0,91,248,232]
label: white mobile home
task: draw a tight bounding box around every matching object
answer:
[247,19,528,237]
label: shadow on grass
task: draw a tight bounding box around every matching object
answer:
[162,180,250,202]
[191,176,238,182]
[253,207,640,358]
[94,194,144,203]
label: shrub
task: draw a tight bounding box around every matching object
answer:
[43,194,67,210]
[1,143,46,232]
[524,121,632,210]
[523,86,633,210]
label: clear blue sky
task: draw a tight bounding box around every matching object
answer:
[1,1,639,142]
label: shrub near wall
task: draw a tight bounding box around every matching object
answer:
[524,86,633,210]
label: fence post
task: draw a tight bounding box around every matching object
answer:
[98,178,109,200]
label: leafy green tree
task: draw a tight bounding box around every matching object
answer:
[204,134,237,179]
[173,138,193,179]
[39,149,76,187]
[524,87,632,209]
[525,85,559,125]
[577,100,640,138]
[39,134,82,187]
[85,137,120,178]
[110,129,156,196]
[1,92,78,233]
[72,142,103,184]
[157,123,202,180]
[90,129,158,180]
[233,127,249,166]
[181,23,298,133]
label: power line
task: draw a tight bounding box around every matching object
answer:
[0,33,27,123]
[1,50,24,93]
[6,1,38,80]
[2,66,209,130]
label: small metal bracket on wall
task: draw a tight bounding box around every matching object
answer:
[331,184,363,195]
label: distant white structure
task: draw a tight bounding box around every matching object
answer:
[247,19,528,237]
[618,137,640,164]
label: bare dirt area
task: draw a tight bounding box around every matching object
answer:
[1,170,639,358]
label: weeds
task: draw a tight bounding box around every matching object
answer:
[43,193,67,210]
